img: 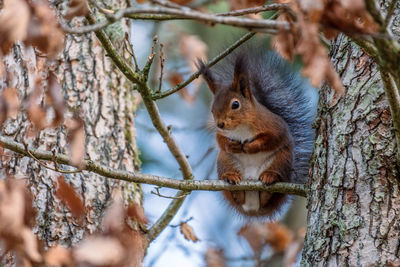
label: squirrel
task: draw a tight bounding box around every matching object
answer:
[198,44,317,216]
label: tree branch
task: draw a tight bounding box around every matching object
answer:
[86,11,195,243]
[151,31,256,100]
[122,3,291,21]
[62,6,289,34]
[354,3,400,163]
[215,3,289,16]
[0,135,307,196]
[378,69,400,162]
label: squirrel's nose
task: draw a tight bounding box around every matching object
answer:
[217,122,225,129]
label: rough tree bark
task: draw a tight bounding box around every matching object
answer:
[302,32,400,265]
[0,0,140,263]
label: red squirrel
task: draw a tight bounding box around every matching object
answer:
[198,45,316,216]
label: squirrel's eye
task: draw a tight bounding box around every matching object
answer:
[231,101,240,110]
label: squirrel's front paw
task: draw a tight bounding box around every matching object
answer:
[225,139,243,153]
[221,172,242,184]
[259,171,279,185]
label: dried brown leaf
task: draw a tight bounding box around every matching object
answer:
[179,34,207,102]
[21,227,42,262]
[321,1,379,35]
[25,1,64,57]
[73,236,125,266]
[0,97,7,128]
[273,13,296,61]
[326,64,345,95]
[283,228,306,267]
[126,203,148,225]
[238,223,266,254]
[0,0,30,54]
[0,179,26,232]
[46,74,65,127]
[102,190,125,234]
[2,88,20,119]
[169,72,195,102]
[273,0,365,94]
[180,222,199,242]
[0,179,40,262]
[283,239,303,267]
[27,78,48,130]
[65,0,89,20]
[45,246,72,266]
[124,230,146,266]
[0,88,20,128]
[339,0,365,11]
[205,247,226,267]
[65,115,85,168]
[169,0,193,5]
[169,72,184,86]
[239,222,293,253]
[262,222,293,252]
[55,175,85,220]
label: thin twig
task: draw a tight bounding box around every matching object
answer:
[143,36,158,82]
[150,0,188,10]
[151,31,256,100]
[123,33,139,72]
[24,143,81,174]
[151,187,189,199]
[158,43,165,93]
[169,217,194,228]
[216,3,290,17]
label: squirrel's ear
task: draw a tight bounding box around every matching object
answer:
[233,56,251,99]
[197,59,218,94]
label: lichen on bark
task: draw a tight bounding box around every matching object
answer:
[302,34,400,266]
[0,0,141,252]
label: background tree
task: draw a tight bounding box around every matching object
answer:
[302,1,400,265]
[0,0,144,265]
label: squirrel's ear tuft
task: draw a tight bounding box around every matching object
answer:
[233,55,251,99]
[197,59,218,94]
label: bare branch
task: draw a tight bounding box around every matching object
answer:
[123,33,139,72]
[86,11,195,242]
[62,6,289,34]
[158,43,165,93]
[216,3,290,16]
[384,0,399,30]
[0,136,307,195]
[143,36,158,82]
[151,187,189,199]
[150,0,188,10]
[378,69,400,162]
[24,145,81,174]
[151,31,256,100]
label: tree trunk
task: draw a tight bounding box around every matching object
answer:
[0,0,140,261]
[302,33,400,266]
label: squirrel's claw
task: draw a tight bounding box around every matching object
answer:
[259,171,279,185]
[221,171,242,185]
